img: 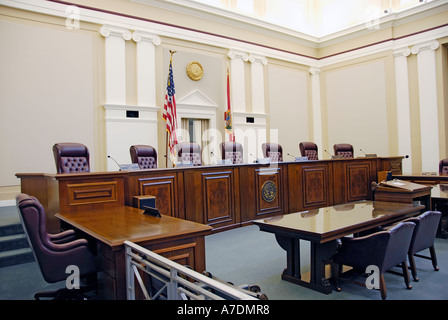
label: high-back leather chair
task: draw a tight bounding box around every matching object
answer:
[53,143,90,173]
[262,143,283,162]
[332,221,416,300]
[176,142,202,166]
[299,142,318,160]
[405,211,442,281]
[130,145,157,169]
[220,142,243,164]
[439,159,448,174]
[16,193,98,299]
[333,143,354,158]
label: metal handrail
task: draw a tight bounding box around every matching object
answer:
[124,240,258,300]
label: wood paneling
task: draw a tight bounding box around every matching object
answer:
[17,156,403,233]
[138,175,176,217]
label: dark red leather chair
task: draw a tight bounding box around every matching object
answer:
[53,143,90,173]
[16,193,98,299]
[220,142,243,164]
[130,145,158,169]
[176,142,202,166]
[439,159,448,174]
[262,143,283,162]
[333,143,354,158]
[299,142,318,160]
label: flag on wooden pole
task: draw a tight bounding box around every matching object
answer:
[224,65,235,142]
[163,51,178,165]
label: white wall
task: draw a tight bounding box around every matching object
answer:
[0,19,95,185]
[324,58,389,157]
[268,64,309,158]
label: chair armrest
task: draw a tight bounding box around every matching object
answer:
[47,238,90,252]
[49,229,77,244]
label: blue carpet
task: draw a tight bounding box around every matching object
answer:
[205,225,448,300]
[1,224,447,300]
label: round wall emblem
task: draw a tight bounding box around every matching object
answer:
[186,61,204,81]
[261,180,277,202]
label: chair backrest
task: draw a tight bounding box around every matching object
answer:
[16,193,96,283]
[333,143,354,158]
[439,159,448,174]
[130,145,158,169]
[406,211,442,255]
[382,221,416,272]
[262,143,283,162]
[53,142,90,173]
[220,142,243,164]
[176,142,202,166]
[299,142,318,160]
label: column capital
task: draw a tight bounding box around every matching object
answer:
[393,47,411,58]
[411,40,440,55]
[227,50,249,62]
[309,67,321,75]
[248,54,267,65]
[132,31,161,45]
[100,25,132,41]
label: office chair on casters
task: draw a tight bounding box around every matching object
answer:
[332,221,415,300]
[299,142,318,160]
[130,145,158,169]
[16,193,98,300]
[333,143,354,158]
[262,143,283,162]
[220,142,244,164]
[53,142,90,173]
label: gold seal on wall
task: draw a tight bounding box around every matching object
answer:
[186,61,204,81]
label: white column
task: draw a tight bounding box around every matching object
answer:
[309,67,323,160]
[411,40,440,172]
[227,50,248,113]
[393,47,412,173]
[132,31,161,107]
[100,25,131,105]
[248,54,267,114]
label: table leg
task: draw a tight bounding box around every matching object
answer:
[275,235,338,294]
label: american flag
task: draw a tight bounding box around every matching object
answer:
[163,53,178,163]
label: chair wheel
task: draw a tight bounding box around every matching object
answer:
[435,267,439,271]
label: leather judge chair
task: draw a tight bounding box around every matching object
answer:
[332,221,416,300]
[333,143,354,158]
[53,143,90,173]
[299,142,319,160]
[16,193,98,300]
[262,143,283,162]
[404,211,442,281]
[439,159,448,174]
[130,145,157,169]
[176,142,202,166]
[220,142,243,164]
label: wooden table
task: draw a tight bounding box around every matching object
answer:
[56,206,212,300]
[253,200,425,294]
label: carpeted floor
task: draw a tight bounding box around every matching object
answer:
[0,224,447,300]
[204,225,448,300]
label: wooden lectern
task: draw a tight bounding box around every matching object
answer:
[374,179,432,210]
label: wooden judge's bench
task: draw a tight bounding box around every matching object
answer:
[16,156,403,234]
[16,156,403,299]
